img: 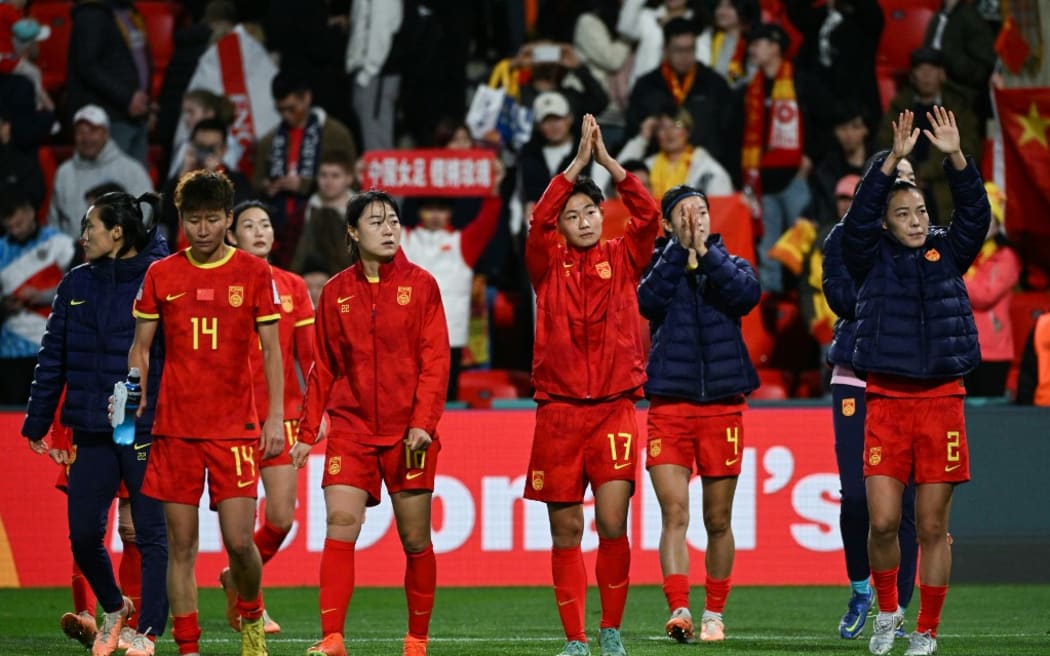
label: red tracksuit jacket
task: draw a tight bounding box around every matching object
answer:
[525,172,661,401]
[299,250,450,446]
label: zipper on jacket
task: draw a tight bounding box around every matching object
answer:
[583,259,591,399]
[694,275,706,400]
[372,283,380,436]
[916,251,927,375]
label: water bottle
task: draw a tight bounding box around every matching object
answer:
[112,368,141,445]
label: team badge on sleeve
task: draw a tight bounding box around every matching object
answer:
[281,295,293,313]
[841,398,856,417]
[397,286,412,306]
[868,446,882,466]
[531,470,544,491]
[595,261,612,279]
[228,285,244,307]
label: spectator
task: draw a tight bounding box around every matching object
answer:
[508,40,611,133]
[47,105,154,242]
[10,18,56,112]
[603,108,732,200]
[401,170,504,402]
[0,191,75,404]
[924,0,996,104]
[963,183,1021,397]
[617,0,701,89]
[808,102,871,230]
[0,104,45,211]
[519,91,585,210]
[626,18,737,184]
[0,0,25,74]
[254,71,357,268]
[571,0,632,117]
[877,47,980,226]
[786,0,884,131]
[161,118,254,245]
[298,254,331,308]
[155,1,238,175]
[1016,310,1050,406]
[697,0,759,90]
[166,88,238,180]
[743,23,835,293]
[289,149,356,276]
[67,0,154,165]
[345,0,404,152]
[0,57,53,152]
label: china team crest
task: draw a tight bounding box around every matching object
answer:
[842,398,855,417]
[595,261,612,279]
[228,285,244,307]
[328,456,342,475]
[281,294,293,313]
[397,286,412,306]
[531,470,544,491]
[868,446,882,466]
[648,439,662,458]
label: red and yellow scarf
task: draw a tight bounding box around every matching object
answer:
[661,62,697,106]
[741,61,803,195]
[710,30,748,85]
[650,147,695,200]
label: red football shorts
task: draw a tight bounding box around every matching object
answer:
[864,394,970,484]
[646,409,745,477]
[260,419,298,469]
[321,435,441,507]
[524,397,639,503]
[142,436,261,507]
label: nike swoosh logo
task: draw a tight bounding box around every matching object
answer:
[558,599,575,607]
[166,292,187,301]
[562,262,574,268]
[70,299,87,306]
[406,471,425,480]
[413,610,429,616]
[237,480,255,488]
[337,295,355,303]
[725,457,741,466]
[607,581,628,589]
[321,608,338,615]
[613,462,632,470]
[944,464,961,472]
[133,442,151,450]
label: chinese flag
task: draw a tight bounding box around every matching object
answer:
[995,87,1050,272]
[995,17,1030,74]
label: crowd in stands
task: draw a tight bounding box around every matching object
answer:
[2,0,1049,406]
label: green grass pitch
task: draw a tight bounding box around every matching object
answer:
[1,584,1047,655]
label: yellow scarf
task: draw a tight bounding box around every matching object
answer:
[964,239,1001,279]
[649,147,694,200]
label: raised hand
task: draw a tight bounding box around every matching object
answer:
[892,110,920,161]
[565,114,597,181]
[923,105,961,156]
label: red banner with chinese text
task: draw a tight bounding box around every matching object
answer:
[361,149,497,197]
[0,407,844,588]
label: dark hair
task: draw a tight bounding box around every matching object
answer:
[183,88,235,126]
[885,179,922,210]
[271,70,311,100]
[569,177,603,207]
[663,16,699,43]
[231,200,273,232]
[345,190,400,264]
[203,0,237,24]
[730,0,760,28]
[320,149,354,172]
[174,169,235,215]
[621,159,649,175]
[0,186,36,220]
[661,184,708,219]
[432,118,470,148]
[83,192,160,259]
[191,117,228,143]
[299,254,332,277]
[83,181,126,204]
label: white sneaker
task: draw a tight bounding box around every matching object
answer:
[118,626,137,650]
[903,630,937,655]
[699,611,725,642]
[869,609,904,655]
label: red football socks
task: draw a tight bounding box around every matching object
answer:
[405,545,436,638]
[662,574,690,612]
[551,545,587,642]
[872,567,900,613]
[119,540,142,629]
[319,538,356,636]
[254,520,290,565]
[71,562,96,615]
[596,535,630,629]
[916,584,948,637]
[237,592,264,622]
[172,612,201,655]
[704,575,731,614]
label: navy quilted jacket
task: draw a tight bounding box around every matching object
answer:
[638,235,760,402]
[22,229,168,440]
[842,155,990,378]
[822,223,859,367]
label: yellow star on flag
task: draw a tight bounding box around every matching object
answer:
[1015,102,1050,148]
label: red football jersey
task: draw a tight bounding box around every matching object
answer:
[134,247,281,439]
[248,265,315,420]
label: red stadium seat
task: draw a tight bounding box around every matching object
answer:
[135,1,178,98]
[29,1,73,93]
[457,370,525,409]
[752,368,789,400]
[37,146,59,223]
[876,66,898,112]
[876,2,935,77]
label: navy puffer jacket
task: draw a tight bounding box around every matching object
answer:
[843,155,990,378]
[822,223,859,367]
[22,229,168,440]
[638,235,760,402]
